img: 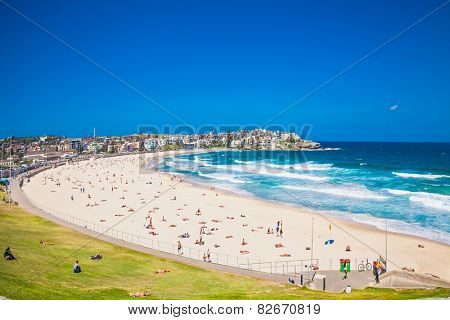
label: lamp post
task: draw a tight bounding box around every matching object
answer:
[310,218,314,280]
[9,136,12,205]
[385,219,388,269]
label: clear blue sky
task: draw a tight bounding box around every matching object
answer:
[1,0,449,141]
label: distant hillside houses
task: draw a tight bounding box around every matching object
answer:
[142,129,320,151]
[0,129,320,169]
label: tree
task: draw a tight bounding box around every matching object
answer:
[226,130,232,148]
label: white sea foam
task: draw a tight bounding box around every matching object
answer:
[393,172,450,180]
[198,172,247,184]
[283,185,388,200]
[257,167,328,181]
[193,156,212,167]
[386,189,450,212]
[266,161,333,171]
[303,147,342,151]
[345,212,450,244]
[200,162,329,181]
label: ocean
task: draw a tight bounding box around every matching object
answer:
[157,142,450,244]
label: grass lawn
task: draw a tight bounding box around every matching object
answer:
[0,191,449,299]
[0,187,9,203]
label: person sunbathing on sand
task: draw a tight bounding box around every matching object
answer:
[345,245,351,252]
[240,250,249,254]
[241,239,247,246]
[402,266,415,272]
[275,243,284,248]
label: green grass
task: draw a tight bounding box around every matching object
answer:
[0,196,449,300]
[0,188,9,203]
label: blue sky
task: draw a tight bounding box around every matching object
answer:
[1,0,449,141]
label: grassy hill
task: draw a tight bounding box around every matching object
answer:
[0,190,448,299]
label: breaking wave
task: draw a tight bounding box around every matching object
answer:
[283,185,388,200]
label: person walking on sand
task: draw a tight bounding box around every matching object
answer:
[177,241,182,254]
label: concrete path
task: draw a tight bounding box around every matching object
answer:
[308,270,374,292]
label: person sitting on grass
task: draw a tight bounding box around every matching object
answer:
[4,247,16,260]
[73,260,82,273]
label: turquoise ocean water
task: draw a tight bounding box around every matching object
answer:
[157,142,450,244]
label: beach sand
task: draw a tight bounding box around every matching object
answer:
[22,152,450,281]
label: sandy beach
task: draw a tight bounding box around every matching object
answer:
[21,152,450,281]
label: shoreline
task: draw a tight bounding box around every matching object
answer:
[165,171,450,249]
[155,150,450,246]
[21,152,450,281]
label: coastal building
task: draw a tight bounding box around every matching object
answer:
[70,138,83,152]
